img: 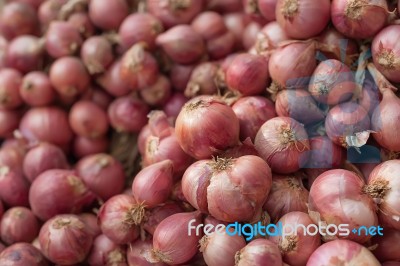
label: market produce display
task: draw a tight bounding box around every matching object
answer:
[0,0,399,265]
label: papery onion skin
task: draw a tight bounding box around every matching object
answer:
[97,60,132,97]
[0,68,23,110]
[175,96,240,159]
[80,36,113,74]
[142,202,183,235]
[140,75,172,107]
[270,212,321,266]
[251,21,289,55]
[308,169,378,243]
[306,239,380,266]
[255,117,310,174]
[305,136,345,170]
[0,109,20,138]
[235,238,282,266]
[20,71,55,107]
[68,12,96,39]
[191,11,227,41]
[371,228,400,262]
[127,239,167,266]
[38,214,93,265]
[185,62,219,98]
[45,21,82,58]
[0,167,30,207]
[78,213,101,238]
[87,234,127,266]
[331,0,389,39]
[0,243,48,266]
[276,0,330,39]
[73,136,109,159]
[317,27,359,61]
[88,0,129,30]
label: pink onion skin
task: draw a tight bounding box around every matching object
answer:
[140,75,172,107]
[0,243,48,266]
[276,0,330,39]
[306,136,345,170]
[371,228,400,262]
[87,234,127,266]
[38,0,67,28]
[88,0,129,30]
[76,153,126,201]
[45,21,82,58]
[138,125,152,155]
[269,41,317,89]
[127,239,167,266]
[152,211,203,265]
[68,12,96,39]
[365,160,400,230]
[270,212,321,266]
[78,213,101,238]
[0,207,39,245]
[243,22,262,50]
[73,136,109,159]
[191,11,227,41]
[275,89,324,125]
[224,13,250,50]
[263,173,309,223]
[0,36,8,68]
[156,25,206,65]
[236,238,282,266]
[132,160,174,208]
[251,21,289,55]
[163,93,188,119]
[308,59,356,105]
[142,202,183,235]
[39,214,93,265]
[185,62,219,98]
[0,68,23,110]
[0,109,20,138]
[331,0,388,39]
[325,102,370,147]
[80,36,113,74]
[29,169,94,221]
[372,25,400,83]
[97,195,140,244]
[254,117,310,174]
[0,145,26,175]
[169,63,195,92]
[200,227,246,266]
[80,86,113,111]
[306,239,380,266]
[0,167,30,207]
[222,138,259,158]
[207,30,236,60]
[318,27,359,61]
[20,107,73,149]
[226,53,270,96]
[232,96,276,140]
[258,0,278,21]
[175,96,240,159]
[20,71,56,107]
[23,142,69,182]
[308,169,378,243]
[147,0,204,28]
[97,60,132,97]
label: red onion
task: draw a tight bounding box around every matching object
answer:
[318,27,359,61]
[0,243,48,266]
[147,0,204,28]
[45,21,82,58]
[270,212,321,266]
[120,43,159,89]
[38,0,67,27]
[224,13,250,50]
[163,93,188,119]
[87,234,127,266]
[358,73,380,116]
[0,207,39,245]
[325,102,370,147]
[97,194,140,244]
[182,155,272,222]
[0,200,3,219]
[0,109,20,138]
[0,36,7,68]
[258,0,278,21]
[119,13,164,52]
[142,202,183,235]
[0,167,29,207]
[49,56,90,98]
[263,173,309,222]
[226,53,270,96]
[29,169,94,221]
[232,96,276,140]
[371,25,400,83]
[0,68,23,110]
[269,41,317,89]
[207,0,242,12]
[149,212,202,265]
[140,75,172,106]
[14,0,45,9]
[331,0,389,39]
[308,59,356,105]
[88,0,129,30]
[306,136,345,170]
[365,160,400,230]
[200,226,246,266]
[76,153,126,201]
[309,169,377,243]
[307,239,380,266]
[185,62,219,98]
[275,89,324,125]
[78,213,101,237]
[108,95,149,133]
[80,36,113,74]
[169,63,195,91]
[81,86,113,110]
[254,117,310,174]
[127,239,167,266]
[156,25,205,64]
[20,107,73,149]
[191,11,227,40]
[243,22,262,50]
[73,136,109,159]
[0,2,39,40]
[275,0,330,39]
[69,100,109,138]
[221,137,260,158]
[383,262,400,266]
[370,228,400,262]
[23,142,68,182]
[20,71,55,106]
[251,21,289,55]
[0,145,26,175]
[235,238,282,266]
[138,124,152,155]
[39,214,93,265]
[67,12,96,39]
[97,60,132,97]
[175,96,239,159]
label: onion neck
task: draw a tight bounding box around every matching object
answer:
[125,203,146,226]
[345,0,367,20]
[245,0,259,14]
[208,157,234,173]
[170,0,191,11]
[282,0,299,19]
[279,235,297,253]
[363,179,390,203]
